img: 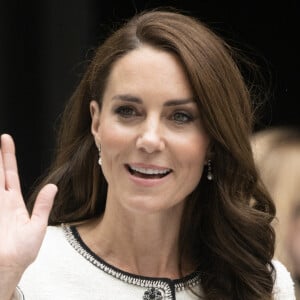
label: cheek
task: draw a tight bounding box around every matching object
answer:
[171,133,209,185]
[173,133,209,164]
[100,122,136,155]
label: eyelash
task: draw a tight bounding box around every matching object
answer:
[114,105,194,124]
[114,105,138,118]
[170,111,193,124]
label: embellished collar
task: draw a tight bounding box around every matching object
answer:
[62,224,201,299]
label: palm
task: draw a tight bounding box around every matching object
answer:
[0,134,57,272]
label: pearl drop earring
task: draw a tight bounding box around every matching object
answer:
[207,159,213,180]
[98,145,102,166]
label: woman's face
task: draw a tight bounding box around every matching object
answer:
[91,45,210,214]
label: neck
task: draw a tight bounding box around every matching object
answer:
[78,201,190,279]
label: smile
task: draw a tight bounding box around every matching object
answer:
[126,164,172,179]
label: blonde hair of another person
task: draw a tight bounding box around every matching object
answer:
[252,126,300,280]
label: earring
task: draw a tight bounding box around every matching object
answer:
[207,159,213,181]
[97,145,102,166]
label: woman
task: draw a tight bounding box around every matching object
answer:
[252,126,300,298]
[0,9,295,300]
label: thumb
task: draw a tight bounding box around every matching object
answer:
[31,184,58,226]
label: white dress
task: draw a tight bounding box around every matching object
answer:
[15,225,295,299]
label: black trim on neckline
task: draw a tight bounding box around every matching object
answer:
[67,224,200,290]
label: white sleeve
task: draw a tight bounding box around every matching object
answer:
[272,260,296,300]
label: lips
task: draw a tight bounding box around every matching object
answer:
[126,164,172,179]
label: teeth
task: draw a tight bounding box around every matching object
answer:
[130,166,170,175]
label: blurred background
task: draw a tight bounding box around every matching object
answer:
[0,0,299,197]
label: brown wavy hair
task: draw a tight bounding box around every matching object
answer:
[28,8,276,299]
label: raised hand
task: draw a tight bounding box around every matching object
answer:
[0,134,57,299]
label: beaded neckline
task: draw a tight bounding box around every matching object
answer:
[62,223,201,294]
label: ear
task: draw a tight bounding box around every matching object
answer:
[90,100,101,145]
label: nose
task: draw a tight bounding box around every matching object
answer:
[136,117,165,153]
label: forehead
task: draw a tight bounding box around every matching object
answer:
[103,45,193,99]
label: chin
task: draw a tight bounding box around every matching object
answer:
[123,196,184,216]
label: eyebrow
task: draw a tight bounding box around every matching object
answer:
[112,94,195,106]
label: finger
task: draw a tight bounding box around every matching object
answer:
[1,134,21,191]
[0,135,5,187]
[31,184,58,227]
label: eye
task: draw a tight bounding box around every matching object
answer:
[171,111,193,124]
[115,105,138,118]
